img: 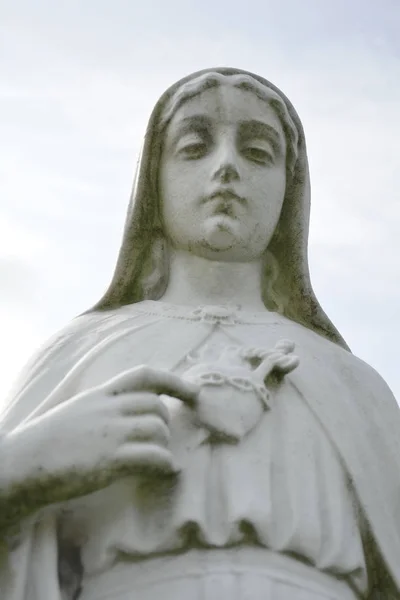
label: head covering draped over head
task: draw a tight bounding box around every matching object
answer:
[89,67,348,350]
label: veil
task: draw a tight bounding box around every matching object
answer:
[88,67,349,350]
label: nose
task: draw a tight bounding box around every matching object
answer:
[212,141,240,184]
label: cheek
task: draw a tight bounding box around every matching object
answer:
[161,177,200,242]
[251,171,286,217]
[162,166,204,216]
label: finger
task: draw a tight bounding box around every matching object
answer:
[121,415,171,447]
[114,444,177,475]
[273,339,295,354]
[244,347,273,358]
[272,354,300,374]
[118,393,170,424]
[253,352,283,380]
[107,367,200,407]
[254,352,300,381]
[255,350,273,360]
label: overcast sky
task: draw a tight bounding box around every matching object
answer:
[1,0,400,404]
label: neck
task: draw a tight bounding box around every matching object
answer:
[160,248,267,311]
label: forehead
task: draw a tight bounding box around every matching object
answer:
[167,85,284,133]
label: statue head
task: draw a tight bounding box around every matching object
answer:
[158,72,296,265]
[90,68,347,349]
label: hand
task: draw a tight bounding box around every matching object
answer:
[244,339,299,382]
[1,366,199,513]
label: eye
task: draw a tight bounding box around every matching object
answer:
[175,132,209,160]
[179,142,208,160]
[243,146,274,166]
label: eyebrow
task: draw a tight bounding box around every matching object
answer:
[169,115,283,154]
[238,120,283,155]
[170,114,212,145]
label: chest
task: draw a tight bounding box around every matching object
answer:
[78,321,295,391]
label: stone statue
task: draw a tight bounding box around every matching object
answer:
[1,68,400,599]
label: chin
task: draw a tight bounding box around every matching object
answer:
[205,215,239,243]
[186,218,263,261]
[195,233,249,263]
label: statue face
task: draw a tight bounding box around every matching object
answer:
[159,84,287,261]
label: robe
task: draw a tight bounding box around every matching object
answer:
[1,301,400,599]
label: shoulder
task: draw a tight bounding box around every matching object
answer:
[339,351,399,413]
[8,303,146,383]
[327,339,397,405]
[9,312,108,384]
[0,307,144,426]
[288,318,399,409]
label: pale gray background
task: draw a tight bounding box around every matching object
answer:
[1,0,399,403]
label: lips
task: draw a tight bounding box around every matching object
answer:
[202,188,246,215]
[207,188,245,204]
[202,189,246,219]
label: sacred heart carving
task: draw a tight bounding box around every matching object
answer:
[182,339,299,443]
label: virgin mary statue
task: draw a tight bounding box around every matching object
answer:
[1,68,400,600]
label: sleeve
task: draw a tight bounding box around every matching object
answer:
[0,313,105,600]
